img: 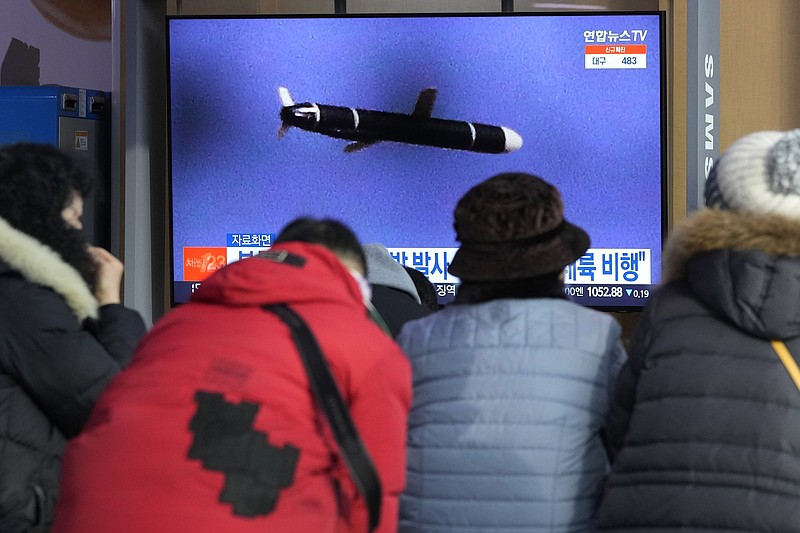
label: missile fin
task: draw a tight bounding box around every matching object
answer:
[344,141,379,153]
[411,88,437,118]
[277,123,292,139]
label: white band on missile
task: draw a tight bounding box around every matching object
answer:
[310,103,321,123]
[351,108,360,129]
[467,122,476,147]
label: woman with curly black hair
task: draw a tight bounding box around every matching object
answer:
[0,142,146,532]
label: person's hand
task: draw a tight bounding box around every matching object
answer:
[89,246,124,305]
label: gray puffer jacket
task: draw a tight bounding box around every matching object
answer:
[596,209,800,532]
[398,296,626,532]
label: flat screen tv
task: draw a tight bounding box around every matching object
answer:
[167,11,666,310]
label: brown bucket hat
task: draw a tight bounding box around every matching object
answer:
[448,172,590,281]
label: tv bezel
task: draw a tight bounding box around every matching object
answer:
[165,10,668,312]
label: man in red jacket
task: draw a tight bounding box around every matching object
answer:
[53,218,412,533]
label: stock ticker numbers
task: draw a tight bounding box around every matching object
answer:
[587,286,624,298]
[628,288,650,299]
[564,284,651,306]
[585,286,649,299]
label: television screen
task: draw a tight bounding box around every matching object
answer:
[167,11,666,309]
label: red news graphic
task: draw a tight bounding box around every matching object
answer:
[585,44,646,55]
[183,247,227,281]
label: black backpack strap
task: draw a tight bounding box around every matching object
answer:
[264,303,382,531]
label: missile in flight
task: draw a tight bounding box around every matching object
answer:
[277,87,522,154]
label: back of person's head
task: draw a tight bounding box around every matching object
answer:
[403,265,440,312]
[275,217,367,275]
[0,142,96,284]
[449,172,590,281]
[447,172,589,303]
[704,128,800,216]
[363,243,420,303]
[0,142,92,236]
[275,217,391,333]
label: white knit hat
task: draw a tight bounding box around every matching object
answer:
[705,128,800,217]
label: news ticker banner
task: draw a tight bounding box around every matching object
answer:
[182,235,651,286]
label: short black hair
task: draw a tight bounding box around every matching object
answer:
[0,142,92,230]
[0,142,96,286]
[275,217,366,274]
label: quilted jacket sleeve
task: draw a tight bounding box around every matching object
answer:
[603,294,657,460]
[4,284,146,438]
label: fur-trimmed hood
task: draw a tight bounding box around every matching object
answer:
[663,209,800,282]
[0,216,98,321]
[661,208,800,338]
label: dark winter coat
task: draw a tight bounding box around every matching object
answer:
[0,217,146,532]
[363,244,432,338]
[596,209,800,532]
[370,284,431,337]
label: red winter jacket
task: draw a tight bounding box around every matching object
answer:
[53,242,412,533]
